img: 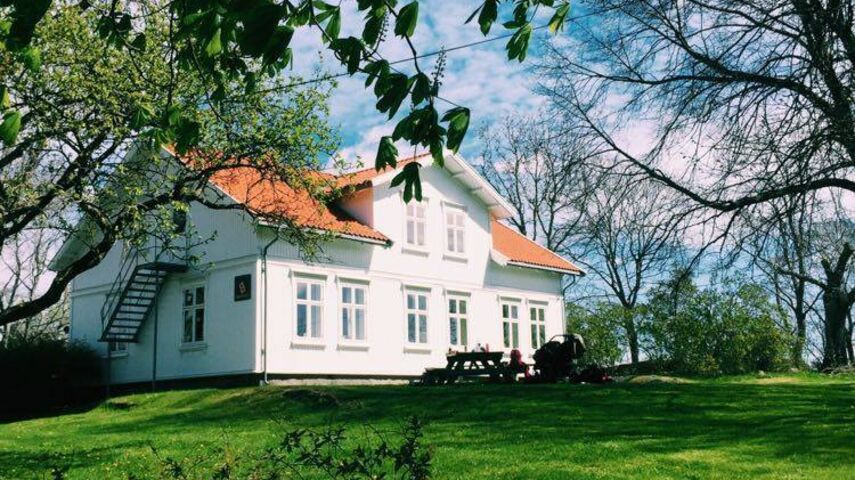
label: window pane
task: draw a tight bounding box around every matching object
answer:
[406,203,414,216]
[195,287,205,305]
[503,322,510,348]
[511,305,518,319]
[448,299,457,314]
[342,286,352,304]
[459,300,467,315]
[407,221,415,244]
[310,305,322,337]
[530,307,537,321]
[539,309,545,322]
[418,314,428,343]
[456,230,465,253]
[460,318,468,345]
[342,308,350,338]
[449,318,458,345]
[297,282,308,300]
[447,229,455,251]
[446,211,453,224]
[512,323,519,348]
[456,213,464,227]
[195,308,204,342]
[297,304,307,337]
[355,288,365,305]
[183,310,193,343]
[355,309,365,340]
[539,325,546,346]
[531,324,538,348]
[417,294,427,311]
[502,304,509,319]
[407,313,416,343]
[407,293,415,310]
[183,290,193,307]
[416,222,425,245]
[310,284,322,301]
[416,205,425,219]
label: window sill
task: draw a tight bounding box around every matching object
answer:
[180,342,207,352]
[402,246,430,257]
[337,342,370,352]
[291,339,326,350]
[105,352,129,359]
[403,345,432,354]
[442,253,468,263]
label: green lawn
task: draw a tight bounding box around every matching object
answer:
[1,374,853,479]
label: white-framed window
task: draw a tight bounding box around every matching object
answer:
[444,206,466,254]
[405,290,429,344]
[296,279,324,339]
[340,284,367,341]
[108,341,128,354]
[405,202,427,248]
[182,285,205,344]
[501,300,520,349]
[529,304,547,349]
[448,296,468,347]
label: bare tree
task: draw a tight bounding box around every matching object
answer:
[537,0,855,214]
[478,113,597,252]
[479,113,687,363]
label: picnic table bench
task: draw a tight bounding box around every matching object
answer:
[420,351,508,385]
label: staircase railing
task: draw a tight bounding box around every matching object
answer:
[100,247,140,329]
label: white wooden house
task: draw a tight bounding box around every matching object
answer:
[52,147,582,385]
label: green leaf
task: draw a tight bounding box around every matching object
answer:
[205,28,222,56]
[548,3,571,33]
[326,8,341,40]
[442,107,470,153]
[478,0,498,35]
[364,60,390,89]
[375,73,412,118]
[362,6,387,45]
[506,23,532,62]
[0,110,22,145]
[236,4,284,56]
[330,37,364,74]
[397,162,422,202]
[0,86,10,110]
[376,136,399,171]
[411,73,431,105]
[394,1,419,37]
[130,33,147,52]
[20,47,41,71]
[130,104,154,130]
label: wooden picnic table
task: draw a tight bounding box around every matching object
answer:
[421,351,507,385]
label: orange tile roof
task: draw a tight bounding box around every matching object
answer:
[336,154,430,189]
[208,166,390,244]
[492,220,582,274]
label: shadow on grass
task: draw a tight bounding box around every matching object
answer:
[2,379,854,478]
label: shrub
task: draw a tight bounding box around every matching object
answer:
[565,303,625,366]
[0,337,102,419]
[644,279,792,375]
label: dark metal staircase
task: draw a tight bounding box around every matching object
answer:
[100,249,187,342]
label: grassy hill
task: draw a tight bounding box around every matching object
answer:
[1,374,853,479]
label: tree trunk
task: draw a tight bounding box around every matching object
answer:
[821,243,854,369]
[793,312,807,368]
[622,309,640,364]
[822,288,850,369]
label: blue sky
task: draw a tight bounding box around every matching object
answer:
[288,1,560,166]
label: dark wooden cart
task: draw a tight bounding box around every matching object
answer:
[420,351,509,385]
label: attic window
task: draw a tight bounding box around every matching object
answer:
[405,202,426,248]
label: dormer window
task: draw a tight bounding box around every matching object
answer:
[405,202,426,248]
[445,206,466,254]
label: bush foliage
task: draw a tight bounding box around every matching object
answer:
[0,337,102,418]
[567,274,793,375]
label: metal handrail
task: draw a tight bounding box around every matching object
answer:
[100,247,140,328]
